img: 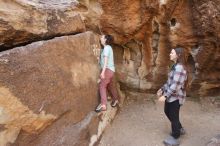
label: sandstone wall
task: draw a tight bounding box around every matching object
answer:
[0,0,86,50]
[1,0,219,95]
[0,31,101,146]
[99,0,220,96]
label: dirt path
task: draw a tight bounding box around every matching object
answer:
[98,95,220,146]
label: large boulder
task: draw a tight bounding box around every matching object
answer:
[0,31,101,146]
[0,0,86,49]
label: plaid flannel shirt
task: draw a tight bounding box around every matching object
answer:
[161,63,187,105]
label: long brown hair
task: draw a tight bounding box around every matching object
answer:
[174,47,187,66]
[174,47,189,89]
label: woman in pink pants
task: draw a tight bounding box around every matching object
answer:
[95,34,119,112]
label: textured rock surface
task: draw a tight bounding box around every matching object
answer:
[0,0,86,49]
[0,31,101,146]
[99,0,220,96]
[207,134,220,146]
[99,0,159,91]
[161,0,220,97]
[0,0,219,96]
[100,0,158,44]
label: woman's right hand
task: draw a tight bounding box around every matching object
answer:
[100,72,105,79]
[157,89,163,97]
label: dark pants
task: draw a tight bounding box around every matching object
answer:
[164,100,182,139]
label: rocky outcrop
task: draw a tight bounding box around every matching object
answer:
[99,0,220,96]
[0,31,101,146]
[100,0,158,44]
[99,0,159,91]
[0,0,86,50]
[2,0,219,96]
[160,0,220,97]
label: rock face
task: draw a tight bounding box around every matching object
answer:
[0,31,101,146]
[160,0,220,97]
[2,0,219,96]
[100,0,160,91]
[207,134,220,146]
[99,0,220,96]
[0,0,86,49]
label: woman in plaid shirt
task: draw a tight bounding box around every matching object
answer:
[157,47,188,146]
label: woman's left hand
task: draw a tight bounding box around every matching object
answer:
[157,89,163,97]
[158,96,166,102]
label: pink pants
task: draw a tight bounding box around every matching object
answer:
[99,68,119,105]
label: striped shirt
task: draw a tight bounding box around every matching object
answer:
[161,63,187,105]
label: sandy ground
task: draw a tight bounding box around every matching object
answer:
[98,95,220,146]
